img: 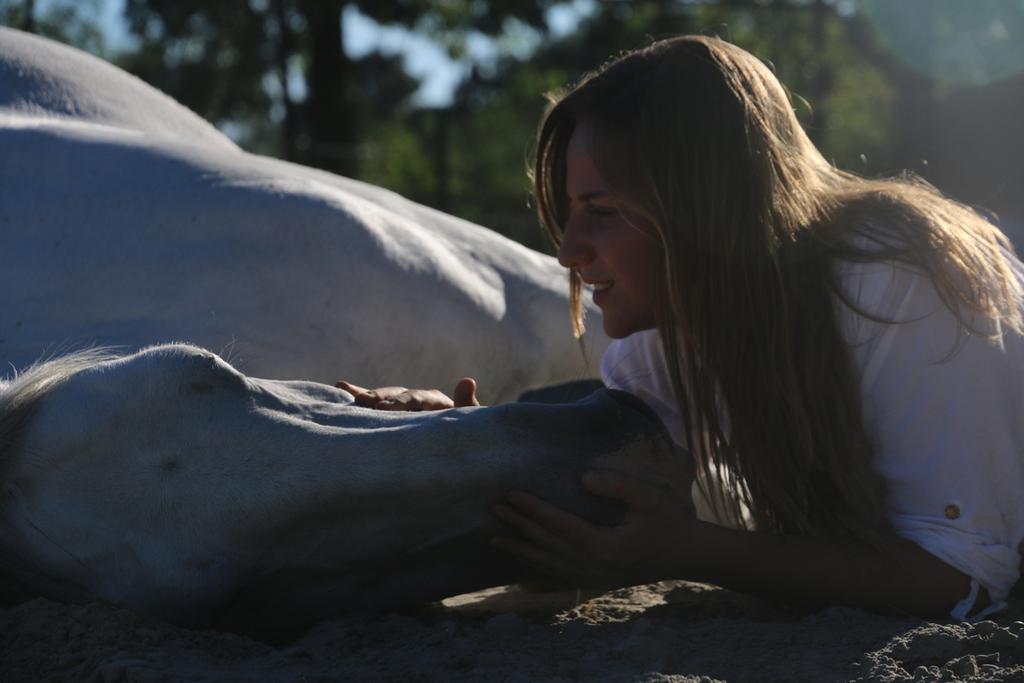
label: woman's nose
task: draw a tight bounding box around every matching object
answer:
[557,214,594,269]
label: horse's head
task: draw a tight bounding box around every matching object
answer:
[1,344,678,632]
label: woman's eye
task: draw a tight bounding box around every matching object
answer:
[588,206,617,217]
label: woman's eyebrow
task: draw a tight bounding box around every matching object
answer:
[572,190,613,202]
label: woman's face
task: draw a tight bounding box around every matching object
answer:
[557,122,661,339]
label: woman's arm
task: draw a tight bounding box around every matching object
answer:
[687,518,979,617]
[492,463,980,618]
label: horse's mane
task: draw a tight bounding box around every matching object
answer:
[0,348,118,468]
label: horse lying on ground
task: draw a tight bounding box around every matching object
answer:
[0,344,676,640]
[0,27,608,404]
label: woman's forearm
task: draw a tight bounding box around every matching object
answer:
[493,467,982,619]
[681,521,978,618]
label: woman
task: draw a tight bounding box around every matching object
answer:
[340,35,1024,619]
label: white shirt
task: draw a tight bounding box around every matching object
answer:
[601,255,1024,617]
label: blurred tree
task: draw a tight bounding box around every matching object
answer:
[1,0,33,32]
[692,0,902,173]
[117,0,556,178]
[850,0,1024,241]
[0,0,107,55]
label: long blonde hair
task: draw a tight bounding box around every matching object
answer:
[533,35,1022,544]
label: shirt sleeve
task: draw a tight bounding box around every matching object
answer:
[837,258,1024,611]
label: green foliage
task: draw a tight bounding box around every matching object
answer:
[689,1,902,175]
[359,118,436,201]
[823,59,895,172]
[118,1,275,140]
[0,0,107,55]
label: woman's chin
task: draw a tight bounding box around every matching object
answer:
[601,318,657,340]
[601,319,634,340]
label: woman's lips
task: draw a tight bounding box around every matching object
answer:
[592,281,612,306]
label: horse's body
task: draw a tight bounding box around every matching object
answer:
[0,344,673,637]
[0,27,608,404]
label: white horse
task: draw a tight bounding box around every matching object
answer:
[0,27,608,404]
[0,344,674,639]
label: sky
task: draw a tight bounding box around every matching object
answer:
[93,0,595,107]
[344,1,594,105]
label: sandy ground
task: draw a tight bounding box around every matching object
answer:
[4,582,1024,682]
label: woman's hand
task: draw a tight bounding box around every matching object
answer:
[491,450,699,588]
[335,377,480,411]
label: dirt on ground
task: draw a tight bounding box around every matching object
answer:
[4,581,1024,682]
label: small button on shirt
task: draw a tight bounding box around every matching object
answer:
[601,250,1024,618]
